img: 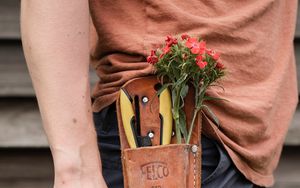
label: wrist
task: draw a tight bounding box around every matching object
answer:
[54,170,107,188]
[53,144,105,187]
[51,130,102,179]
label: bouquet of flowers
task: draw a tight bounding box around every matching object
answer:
[147,34,225,144]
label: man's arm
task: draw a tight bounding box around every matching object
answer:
[20,1,107,187]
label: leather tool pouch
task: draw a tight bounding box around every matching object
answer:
[116,76,202,188]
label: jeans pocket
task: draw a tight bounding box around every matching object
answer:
[94,103,122,171]
[93,107,110,134]
[202,149,222,184]
[101,153,123,170]
[202,143,232,185]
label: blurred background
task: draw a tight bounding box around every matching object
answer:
[0,1,299,188]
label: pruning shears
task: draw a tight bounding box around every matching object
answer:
[119,82,172,149]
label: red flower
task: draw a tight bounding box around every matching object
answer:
[195,53,207,69]
[196,61,207,69]
[213,52,220,60]
[206,48,212,55]
[216,61,224,69]
[196,55,203,62]
[163,45,171,54]
[181,33,190,40]
[166,35,172,43]
[206,49,220,60]
[165,35,178,47]
[159,45,171,58]
[147,56,158,65]
[173,38,178,45]
[185,38,206,54]
[147,50,158,64]
[199,41,206,54]
[150,50,156,56]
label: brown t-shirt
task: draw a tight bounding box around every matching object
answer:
[89,0,298,186]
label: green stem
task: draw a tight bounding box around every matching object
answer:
[173,87,182,144]
[174,116,181,144]
[186,107,200,143]
[186,82,207,144]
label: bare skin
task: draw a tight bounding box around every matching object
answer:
[20,1,107,187]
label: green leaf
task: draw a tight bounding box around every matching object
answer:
[170,63,180,79]
[172,89,177,108]
[179,109,188,140]
[156,83,173,96]
[201,104,220,127]
[151,83,173,107]
[180,84,189,99]
[210,84,226,92]
[179,97,185,109]
[197,84,207,98]
[203,96,229,102]
[174,74,188,87]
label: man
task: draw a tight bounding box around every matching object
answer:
[21,0,298,187]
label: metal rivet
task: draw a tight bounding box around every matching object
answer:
[148,131,154,139]
[172,131,175,137]
[191,145,198,153]
[142,96,149,103]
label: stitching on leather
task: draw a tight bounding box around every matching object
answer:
[193,152,197,188]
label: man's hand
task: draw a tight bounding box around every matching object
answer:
[20,1,107,187]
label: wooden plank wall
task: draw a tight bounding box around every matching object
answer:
[0,148,54,188]
[1,0,300,147]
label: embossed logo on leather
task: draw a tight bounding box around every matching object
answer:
[141,162,169,180]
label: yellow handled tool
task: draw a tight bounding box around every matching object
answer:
[119,84,172,148]
[120,89,138,148]
[159,88,172,145]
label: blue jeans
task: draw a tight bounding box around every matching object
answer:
[93,103,257,188]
